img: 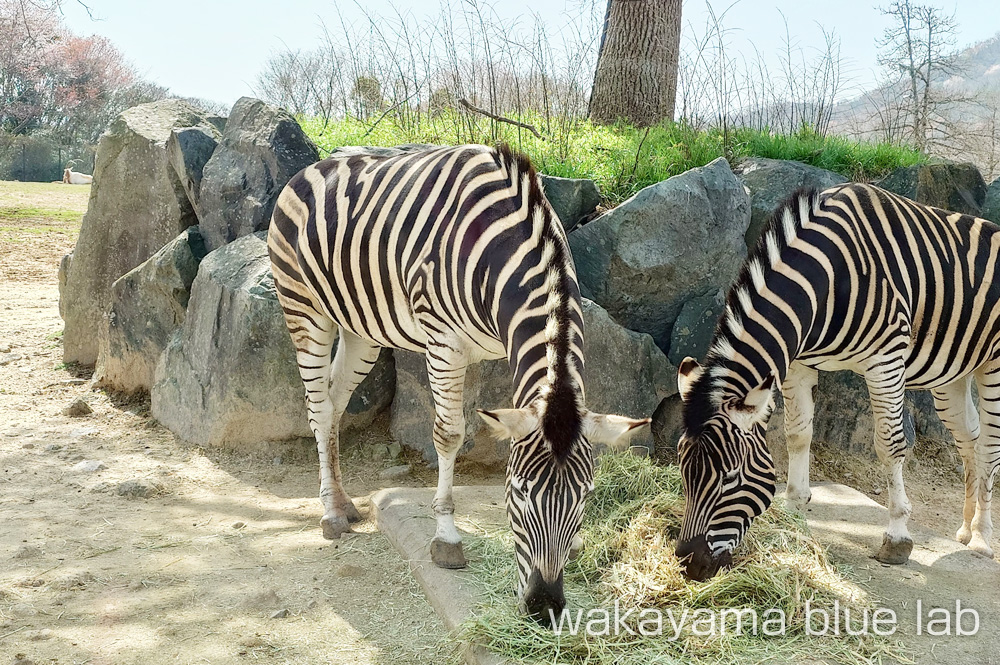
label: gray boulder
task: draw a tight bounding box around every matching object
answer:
[733,157,847,248]
[540,175,601,232]
[983,177,1000,224]
[151,232,394,446]
[199,97,320,252]
[569,157,750,353]
[667,289,725,366]
[167,125,220,220]
[390,298,676,467]
[60,99,217,365]
[877,162,988,216]
[93,227,208,394]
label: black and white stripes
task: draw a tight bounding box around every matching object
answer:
[267,144,646,620]
[676,183,1000,580]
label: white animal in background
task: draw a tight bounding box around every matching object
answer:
[63,168,93,185]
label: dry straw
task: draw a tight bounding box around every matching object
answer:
[461,453,911,665]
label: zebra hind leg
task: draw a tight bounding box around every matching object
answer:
[424,339,470,569]
[316,329,382,539]
[931,377,980,547]
[866,356,913,564]
[971,361,1000,557]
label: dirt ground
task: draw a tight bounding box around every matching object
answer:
[1,180,994,665]
[0,182,493,665]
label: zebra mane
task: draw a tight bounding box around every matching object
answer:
[683,187,826,437]
[492,143,584,461]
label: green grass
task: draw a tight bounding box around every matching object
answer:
[0,206,82,223]
[459,453,909,665]
[300,115,927,206]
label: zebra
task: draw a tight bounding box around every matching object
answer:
[267,144,648,620]
[673,182,1000,581]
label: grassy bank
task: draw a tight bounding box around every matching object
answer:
[300,115,927,206]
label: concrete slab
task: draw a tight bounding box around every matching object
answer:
[371,486,509,665]
[374,483,1000,665]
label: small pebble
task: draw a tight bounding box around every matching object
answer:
[270,609,290,619]
[0,352,21,366]
[872,487,882,495]
[232,521,246,530]
[11,545,43,560]
[73,459,106,473]
[272,456,283,466]
[62,397,92,417]
[21,443,34,449]
[378,464,412,480]
[337,564,365,578]
[116,480,160,498]
[44,444,62,452]
[387,441,402,459]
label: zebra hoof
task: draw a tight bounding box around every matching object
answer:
[875,534,913,565]
[321,514,352,540]
[339,499,363,523]
[430,538,467,569]
[968,534,994,558]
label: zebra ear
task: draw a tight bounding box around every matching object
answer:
[583,412,651,446]
[722,375,775,432]
[477,408,538,441]
[677,357,703,401]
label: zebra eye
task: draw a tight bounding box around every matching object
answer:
[721,469,740,489]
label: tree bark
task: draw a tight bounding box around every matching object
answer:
[589,0,682,127]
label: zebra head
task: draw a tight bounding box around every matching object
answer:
[673,357,777,581]
[479,405,648,625]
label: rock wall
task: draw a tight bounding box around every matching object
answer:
[70,99,985,463]
[60,99,218,364]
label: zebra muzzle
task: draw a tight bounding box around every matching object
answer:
[675,535,732,582]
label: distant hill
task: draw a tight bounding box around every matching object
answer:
[828,31,1000,181]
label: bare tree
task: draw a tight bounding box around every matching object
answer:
[876,0,961,150]
[589,0,682,127]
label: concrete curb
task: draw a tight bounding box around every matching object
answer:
[372,486,509,665]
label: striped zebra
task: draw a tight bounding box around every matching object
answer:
[674,182,1000,581]
[267,144,647,619]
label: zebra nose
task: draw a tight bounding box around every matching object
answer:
[522,569,565,626]
[675,535,728,581]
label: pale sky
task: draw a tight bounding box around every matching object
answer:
[59,0,1000,110]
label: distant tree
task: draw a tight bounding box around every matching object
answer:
[0,0,166,179]
[588,0,682,127]
[876,0,961,150]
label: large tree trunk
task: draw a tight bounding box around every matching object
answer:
[589,0,682,127]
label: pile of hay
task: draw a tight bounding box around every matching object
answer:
[462,453,909,665]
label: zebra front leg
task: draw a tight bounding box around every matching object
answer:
[971,363,1000,557]
[782,362,818,510]
[425,341,470,569]
[867,357,913,564]
[318,330,382,539]
[931,377,980,547]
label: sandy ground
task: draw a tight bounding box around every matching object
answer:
[1,180,994,664]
